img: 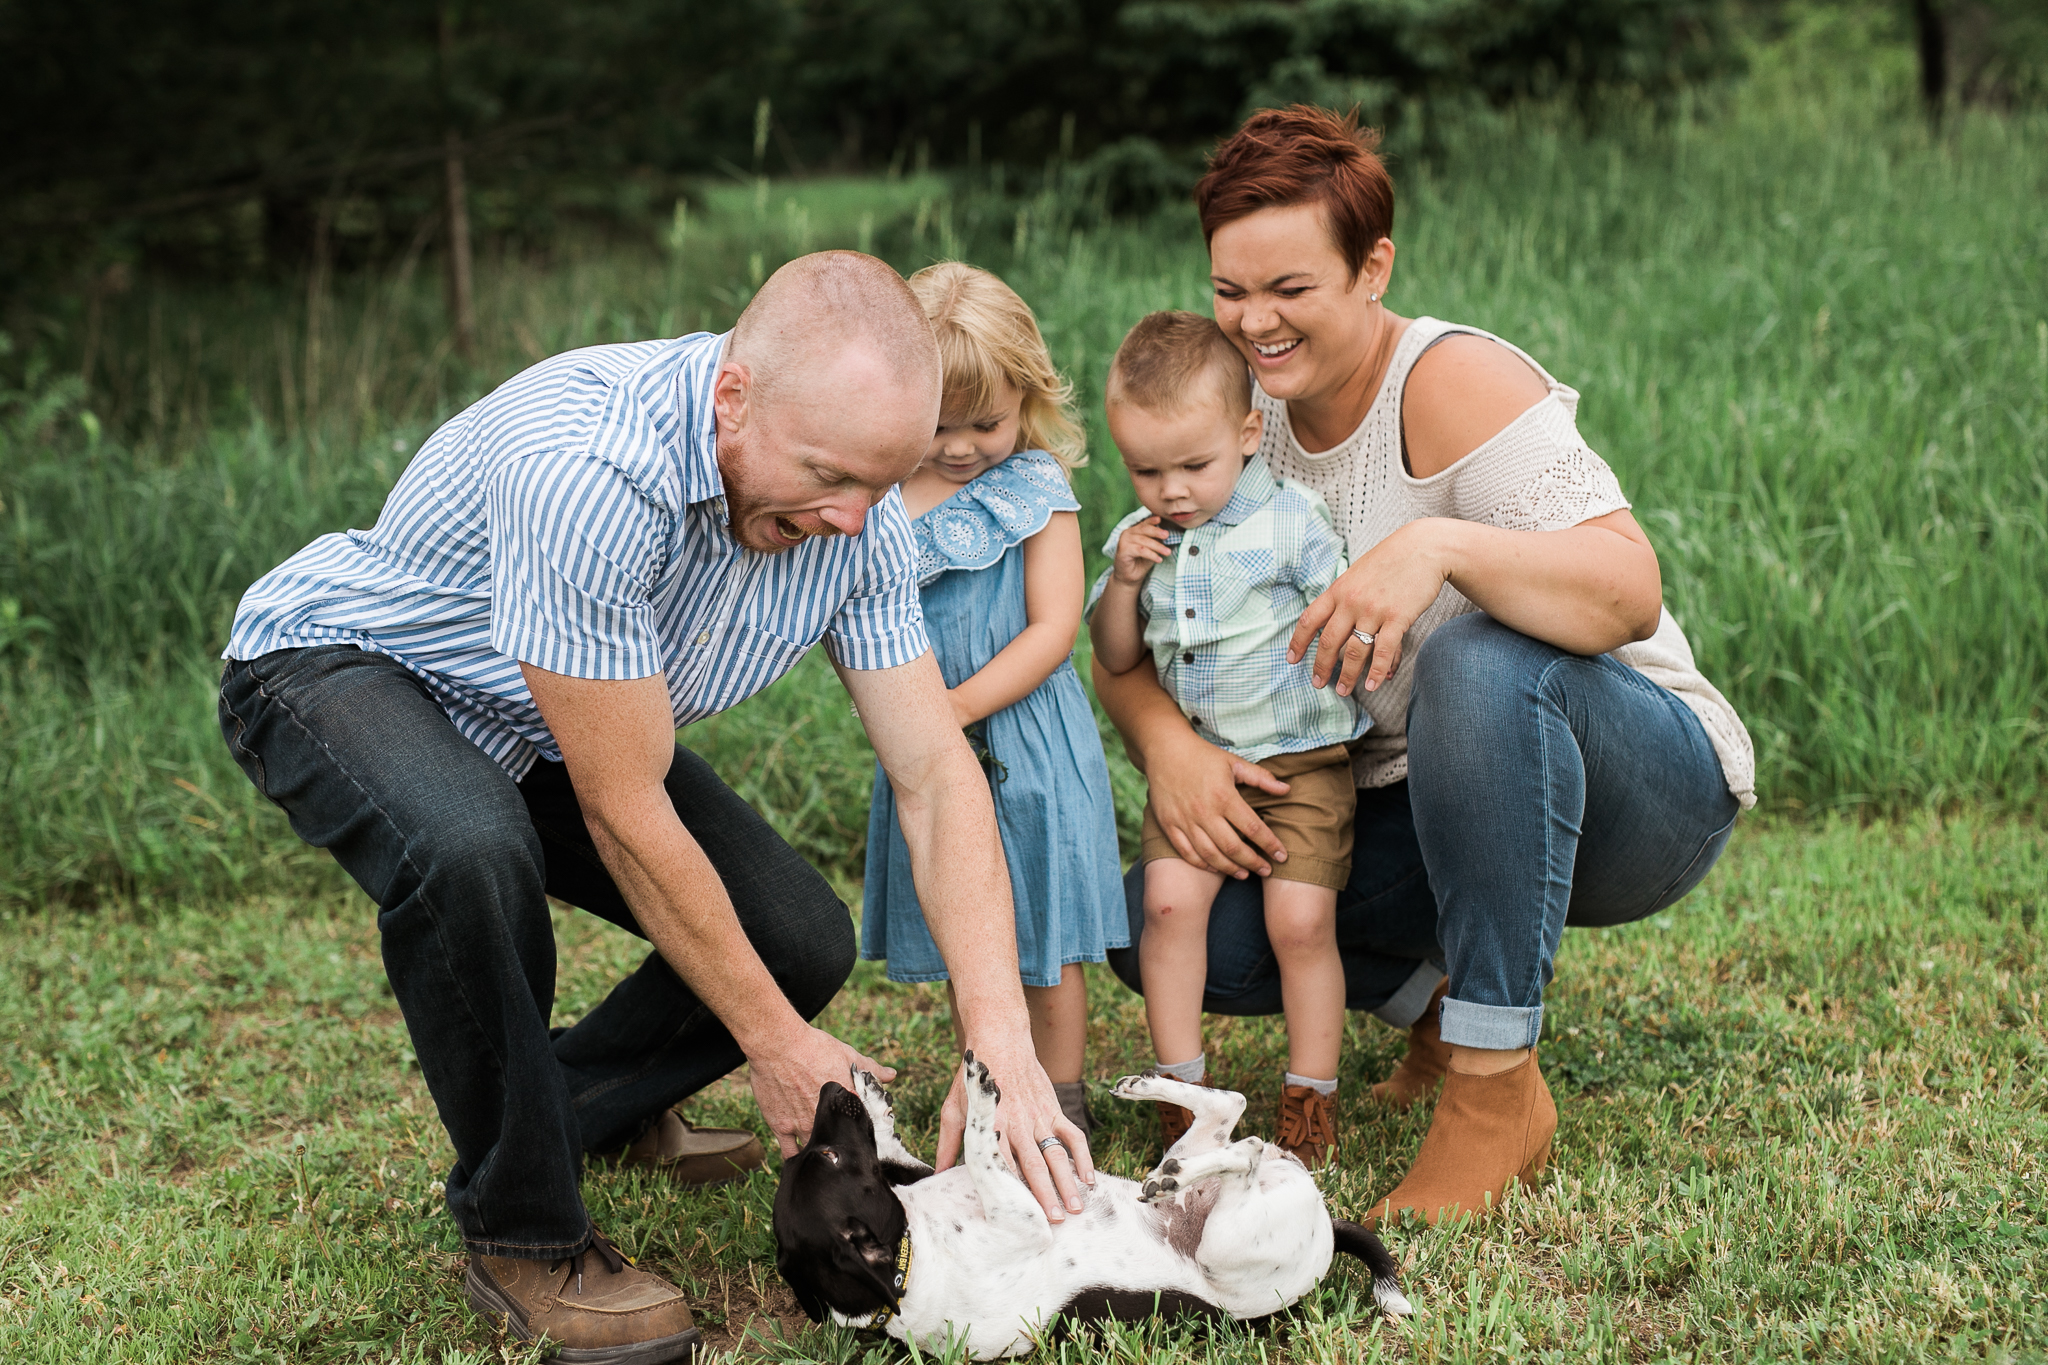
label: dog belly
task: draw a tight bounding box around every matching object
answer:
[898,1178,1219,1357]
[1191,1161,1335,1318]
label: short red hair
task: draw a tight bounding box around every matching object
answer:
[1195,106,1394,280]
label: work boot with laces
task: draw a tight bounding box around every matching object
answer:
[465,1227,702,1364]
[1277,1084,1338,1170]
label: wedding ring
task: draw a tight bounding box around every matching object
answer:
[1037,1136,1068,1156]
[1352,629,1376,646]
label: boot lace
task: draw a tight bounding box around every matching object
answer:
[1280,1089,1335,1154]
[561,1227,629,1296]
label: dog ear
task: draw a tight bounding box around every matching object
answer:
[831,1216,903,1309]
[775,1242,831,1324]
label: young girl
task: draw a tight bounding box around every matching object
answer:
[861,262,1127,1136]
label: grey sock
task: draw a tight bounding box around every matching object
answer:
[1156,1054,1206,1084]
[1285,1071,1338,1096]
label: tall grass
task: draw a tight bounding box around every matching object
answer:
[2,70,2043,908]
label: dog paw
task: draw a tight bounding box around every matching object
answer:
[851,1066,894,1116]
[966,1055,1001,1105]
[1137,1157,1184,1203]
[1110,1073,1154,1101]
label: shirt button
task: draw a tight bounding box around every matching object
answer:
[1186,545,1199,556]
[695,630,711,646]
[1190,716,1202,728]
[1183,651,1195,664]
[1184,607,1196,619]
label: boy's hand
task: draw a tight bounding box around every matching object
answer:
[1112,517,1172,585]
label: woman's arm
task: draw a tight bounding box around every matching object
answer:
[948,511,1086,727]
[1090,656,1291,878]
[1291,336,1665,695]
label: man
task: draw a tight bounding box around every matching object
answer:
[217,252,1092,1364]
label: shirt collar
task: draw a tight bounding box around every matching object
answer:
[675,332,732,510]
[1207,454,1277,529]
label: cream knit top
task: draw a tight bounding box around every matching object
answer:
[1253,317,1756,809]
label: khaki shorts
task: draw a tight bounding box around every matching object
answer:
[1139,742,1358,889]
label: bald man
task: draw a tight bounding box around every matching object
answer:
[218,253,1088,1363]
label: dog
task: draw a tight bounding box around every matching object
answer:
[772,1054,1413,1359]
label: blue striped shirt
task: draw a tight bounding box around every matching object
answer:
[226,332,930,778]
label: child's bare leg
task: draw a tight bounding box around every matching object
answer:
[1140,858,1226,1065]
[1263,879,1345,1080]
[1022,963,1088,1083]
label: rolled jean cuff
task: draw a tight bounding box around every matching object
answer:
[1439,997,1543,1050]
[1370,961,1449,1029]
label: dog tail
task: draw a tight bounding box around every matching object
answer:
[1331,1219,1414,1317]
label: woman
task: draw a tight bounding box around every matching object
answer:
[1096,106,1754,1224]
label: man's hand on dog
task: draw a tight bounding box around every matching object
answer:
[935,1036,1095,1221]
[748,1022,896,1159]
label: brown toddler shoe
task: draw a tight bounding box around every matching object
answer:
[1277,1084,1338,1170]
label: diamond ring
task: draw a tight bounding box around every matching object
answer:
[1352,629,1376,646]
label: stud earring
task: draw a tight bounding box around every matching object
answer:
[1369,292,1381,302]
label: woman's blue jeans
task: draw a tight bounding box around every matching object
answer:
[218,645,855,1258]
[1107,613,1741,1051]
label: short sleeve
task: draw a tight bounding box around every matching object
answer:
[1277,484,1347,598]
[487,447,672,680]
[824,492,932,670]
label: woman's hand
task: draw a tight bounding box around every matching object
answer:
[1289,519,1453,697]
[1091,657,1291,878]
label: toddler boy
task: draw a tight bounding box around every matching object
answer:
[1087,311,1368,1168]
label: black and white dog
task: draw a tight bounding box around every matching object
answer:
[772,1055,1413,1359]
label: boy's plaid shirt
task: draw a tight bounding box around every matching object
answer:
[1087,456,1369,764]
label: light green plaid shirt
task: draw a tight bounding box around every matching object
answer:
[1087,456,1369,764]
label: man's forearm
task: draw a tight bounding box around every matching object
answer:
[581,784,807,1056]
[891,745,1030,1039]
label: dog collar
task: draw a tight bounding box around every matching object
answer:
[855,1235,913,1330]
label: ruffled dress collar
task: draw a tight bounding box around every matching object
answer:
[912,450,1079,586]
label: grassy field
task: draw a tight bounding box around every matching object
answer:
[1,816,2043,1362]
[1,32,2046,1365]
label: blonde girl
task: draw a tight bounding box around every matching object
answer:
[861,263,1127,1134]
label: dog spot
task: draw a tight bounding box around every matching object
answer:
[1056,1286,1223,1327]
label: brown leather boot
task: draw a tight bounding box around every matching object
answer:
[1369,1049,1556,1226]
[465,1228,702,1363]
[1371,978,1452,1109]
[612,1109,763,1187]
[1156,1076,1214,1150]
[1276,1084,1338,1170]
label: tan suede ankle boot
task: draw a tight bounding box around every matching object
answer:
[1370,1049,1556,1226]
[1371,978,1451,1109]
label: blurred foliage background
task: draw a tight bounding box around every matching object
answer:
[4,0,2044,296]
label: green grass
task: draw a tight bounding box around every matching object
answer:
[2,815,2043,1362]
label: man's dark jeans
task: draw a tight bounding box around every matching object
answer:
[218,645,854,1259]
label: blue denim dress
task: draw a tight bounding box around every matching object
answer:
[860,451,1129,987]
